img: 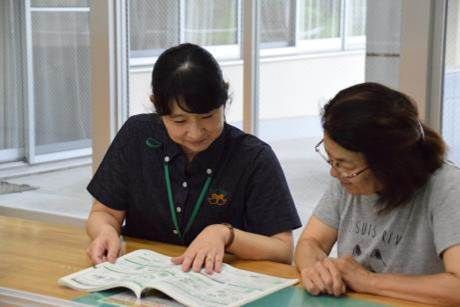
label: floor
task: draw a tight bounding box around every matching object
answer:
[0,166,93,227]
[0,137,330,242]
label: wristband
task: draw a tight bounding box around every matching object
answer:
[221,223,235,249]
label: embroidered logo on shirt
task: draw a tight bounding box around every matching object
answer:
[145,137,162,149]
[207,189,229,206]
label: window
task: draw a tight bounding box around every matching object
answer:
[185,0,238,46]
[0,0,24,163]
[346,0,366,37]
[128,0,366,61]
[129,0,239,59]
[32,7,91,155]
[30,1,91,160]
[129,0,179,58]
[258,0,366,143]
[0,0,91,164]
[345,0,366,49]
[299,0,341,40]
[260,0,295,48]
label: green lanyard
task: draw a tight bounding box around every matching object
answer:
[163,158,213,239]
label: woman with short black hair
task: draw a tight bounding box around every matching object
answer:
[295,82,460,305]
[86,43,301,274]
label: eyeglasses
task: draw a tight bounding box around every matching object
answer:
[314,139,369,179]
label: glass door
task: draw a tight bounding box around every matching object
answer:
[254,0,367,237]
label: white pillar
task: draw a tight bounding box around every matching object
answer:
[399,0,433,122]
[242,0,260,135]
[365,0,402,89]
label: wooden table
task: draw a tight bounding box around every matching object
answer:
[0,215,429,306]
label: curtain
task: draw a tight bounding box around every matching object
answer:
[300,0,341,40]
[260,0,292,46]
[185,0,237,46]
[129,0,179,56]
[31,8,91,152]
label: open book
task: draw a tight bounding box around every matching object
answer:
[58,249,298,307]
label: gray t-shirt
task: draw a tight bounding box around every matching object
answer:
[314,163,460,275]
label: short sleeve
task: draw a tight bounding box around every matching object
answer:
[313,179,343,229]
[431,167,460,255]
[243,146,302,236]
[87,118,136,211]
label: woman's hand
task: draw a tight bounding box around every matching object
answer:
[300,257,346,297]
[86,202,125,265]
[171,224,231,274]
[333,255,375,293]
[86,226,123,264]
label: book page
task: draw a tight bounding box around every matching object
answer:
[59,249,298,307]
[58,249,172,297]
[144,263,298,307]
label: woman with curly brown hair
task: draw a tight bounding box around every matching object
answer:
[295,82,460,305]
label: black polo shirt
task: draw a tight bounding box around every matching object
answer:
[87,114,301,245]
